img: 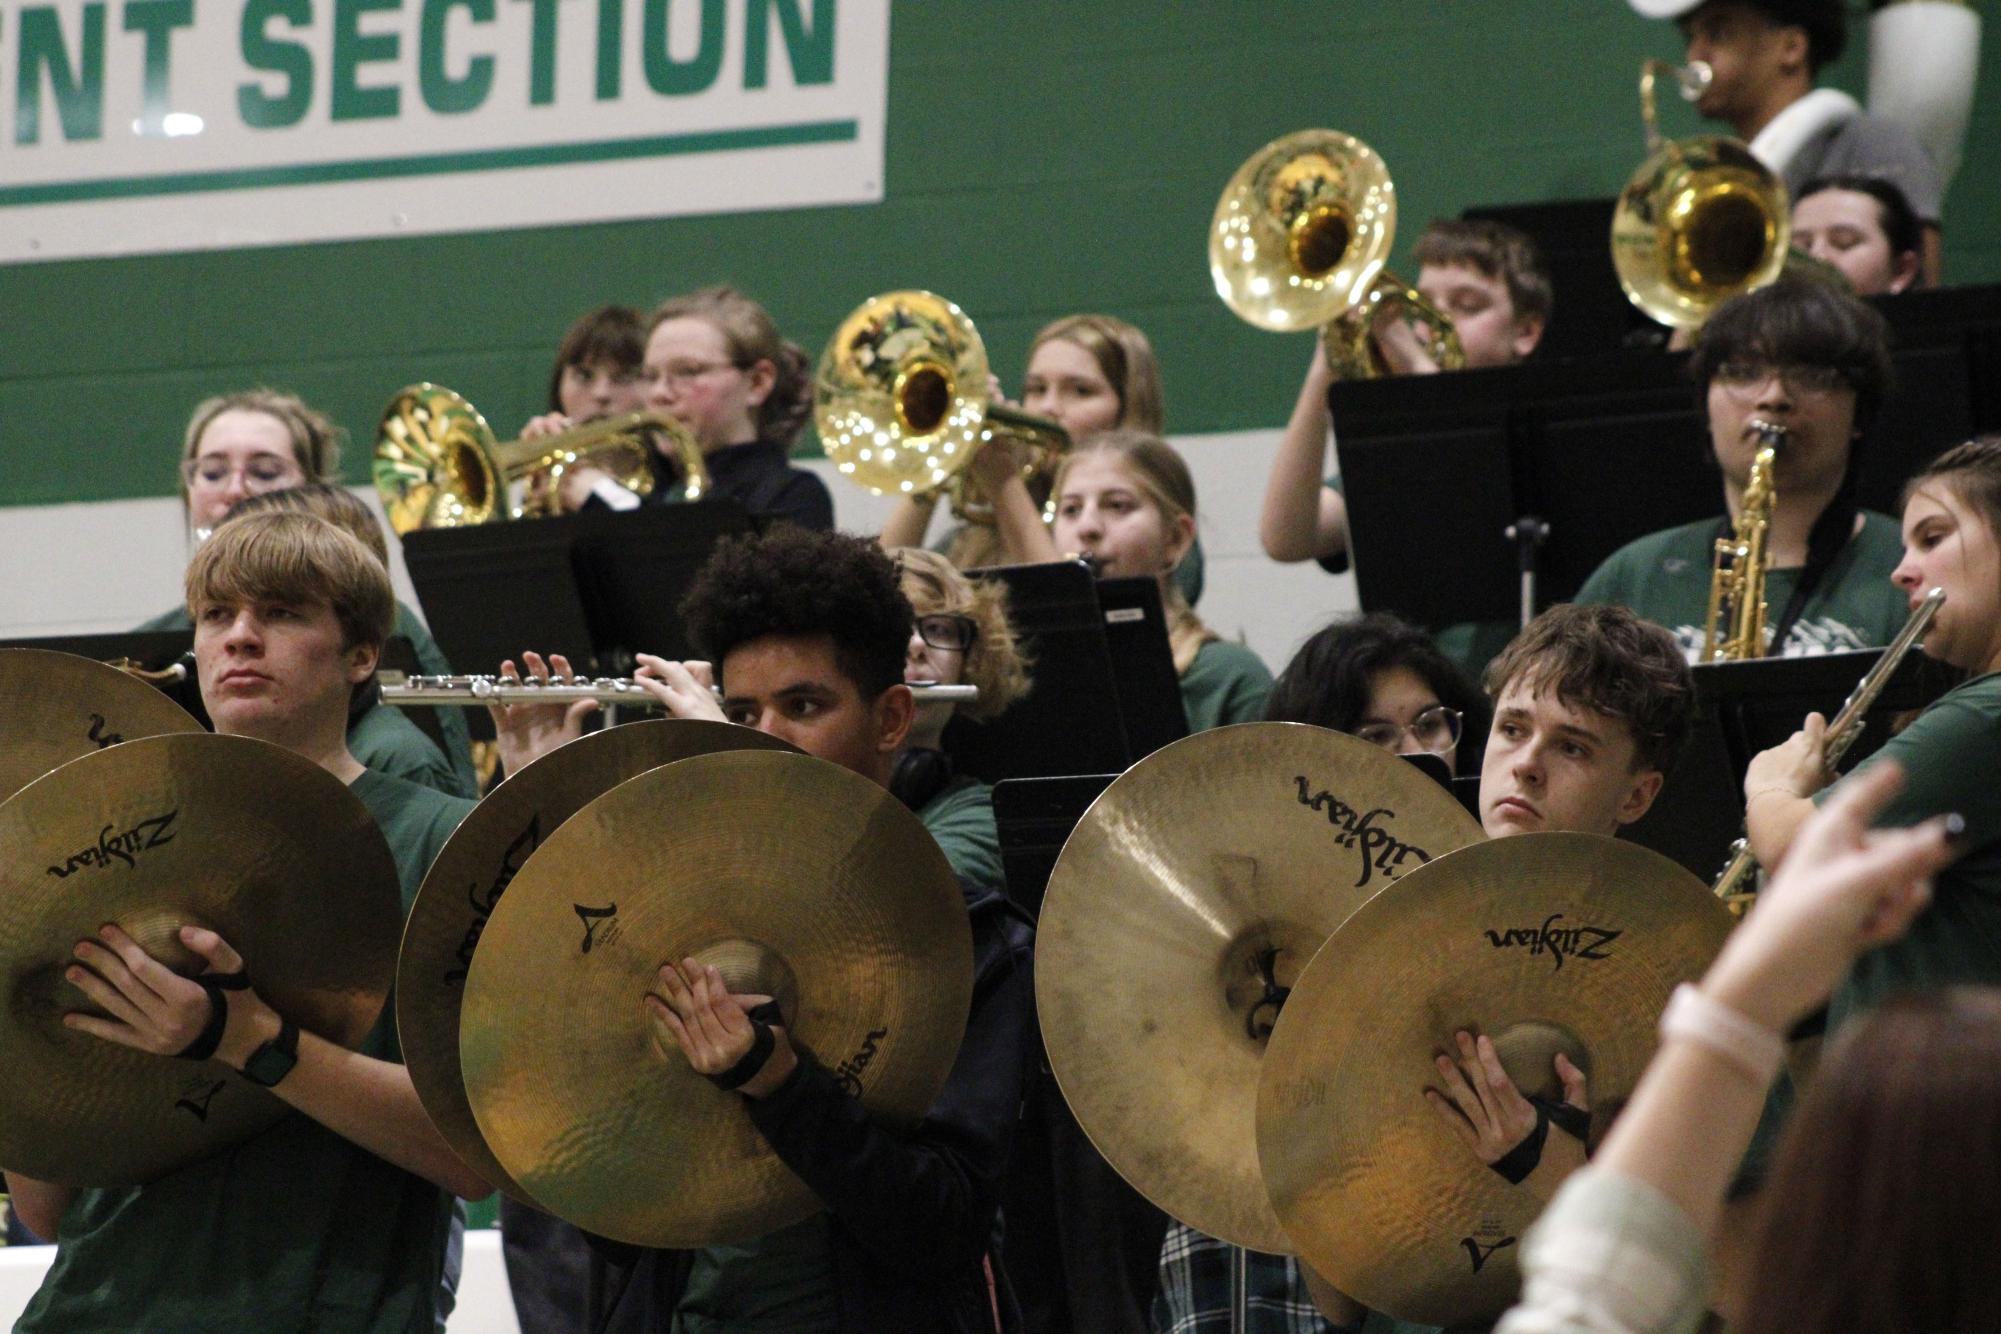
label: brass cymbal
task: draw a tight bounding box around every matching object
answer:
[0,648,202,803]
[397,719,798,1199]
[0,733,402,1185]
[461,749,974,1246]
[1257,833,1733,1328]
[1036,723,1486,1253]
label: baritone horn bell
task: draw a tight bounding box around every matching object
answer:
[814,291,1068,524]
[1209,128,1463,378]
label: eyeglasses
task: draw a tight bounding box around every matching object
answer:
[181,454,300,490]
[1354,705,1463,755]
[1712,361,1852,396]
[915,614,978,652]
[647,360,741,390]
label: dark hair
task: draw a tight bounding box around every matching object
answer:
[1797,174,1924,265]
[1691,0,1846,75]
[651,285,813,445]
[1739,989,2001,1333]
[1693,275,1895,644]
[1483,604,1693,774]
[1266,613,1487,738]
[1412,218,1555,329]
[679,527,911,701]
[545,305,647,413]
[1903,435,2001,551]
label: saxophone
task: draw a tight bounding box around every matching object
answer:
[1701,420,1786,661]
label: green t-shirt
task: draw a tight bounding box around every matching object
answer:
[1181,639,1274,734]
[674,1215,839,1333]
[919,774,1005,893]
[1575,510,1909,662]
[1820,670,2001,1031]
[19,769,476,1334]
[136,602,480,798]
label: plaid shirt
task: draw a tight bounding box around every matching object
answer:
[1152,1221,1353,1333]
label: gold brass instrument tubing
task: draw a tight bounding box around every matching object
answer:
[1713,587,1947,908]
[377,672,978,708]
[373,383,709,533]
[1612,58,1791,330]
[813,290,1068,528]
[1208,128,1463,379]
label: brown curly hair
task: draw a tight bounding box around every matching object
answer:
[1483,603,1693,774]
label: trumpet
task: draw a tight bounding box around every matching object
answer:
[814,290,1069,527]
[373,383,710,534]
[1712,587,1947,907]
[1611,59,1790,330]
[378,672,978,708]
[1209,129,1463,379]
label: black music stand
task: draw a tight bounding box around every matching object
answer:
[1093,576,1191,759]
[945,562,1131,783]
[1333,357,1719,628]
[945,561,1189,784]
[1623,647,1958,877]
[401,500,751,680]
[570,501,755,671]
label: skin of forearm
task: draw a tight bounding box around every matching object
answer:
[1589,1036,1770,1239]
[3,1173,77,1240]
[988,477,1061,564]
[879,495,939,550]
[1260,373,1343,561]
[255,1019,491,1200]
[1745,791,1817,872]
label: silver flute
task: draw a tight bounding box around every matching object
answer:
[377,671,978,707]
[1713,586,1946,906]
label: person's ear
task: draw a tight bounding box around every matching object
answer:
[1888,250,1921,295]
[1616,768,1666,826]
[1510,313,1546,360]
[1773,24,1810,78]
[1163,511,1197,571]
[876,682,916,754]
[742,357,777,409]
[346,639,380,686]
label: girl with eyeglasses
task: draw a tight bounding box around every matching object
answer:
[558,286,834,529]
[1577,275,1909,663]
[888,548,1032,887]
[134,394,476,799]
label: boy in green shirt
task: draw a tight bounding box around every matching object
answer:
[1578,275,1906,661]
[7,511,486,1333]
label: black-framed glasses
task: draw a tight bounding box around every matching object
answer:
[916,614,978,652]
[1712,361,1852,396]
[1354,705,1463,755]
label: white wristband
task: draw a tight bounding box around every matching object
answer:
[1658,983,1787,1085]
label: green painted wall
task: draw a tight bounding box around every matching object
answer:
[3,1,1995,508]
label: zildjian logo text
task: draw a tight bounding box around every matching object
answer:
[1483,914,1621,971]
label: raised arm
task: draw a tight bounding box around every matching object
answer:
[1495,761,1957,1334]
[1259,343,1349,563]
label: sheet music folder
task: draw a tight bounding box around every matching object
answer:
[1622,646,1957,878]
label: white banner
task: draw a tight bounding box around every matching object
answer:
[0,0,888,263]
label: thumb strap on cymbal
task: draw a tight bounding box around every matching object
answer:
[174,970,251,1062]
[1489,1095,1589,1185]
[707,1001,786,1093]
